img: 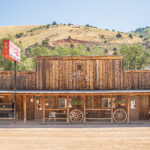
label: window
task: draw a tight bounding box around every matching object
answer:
[59,98,67,108]
[102,98,111,108]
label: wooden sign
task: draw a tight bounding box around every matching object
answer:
[3,40,21,62]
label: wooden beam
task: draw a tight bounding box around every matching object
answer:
[23,95,26,123]
[67,95,70,123]
[111,95,113,123]
[42,95,45,123]
[127,95,130,123]
[83,95,86,123]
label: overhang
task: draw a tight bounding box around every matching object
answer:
[0,90,150,95]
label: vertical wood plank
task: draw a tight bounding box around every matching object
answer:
[67,95,70,123]
[42,95,45,123]
[83,95,86,123]
[111,95,113,123]
[23,95,26,123]
[127,95,130,122]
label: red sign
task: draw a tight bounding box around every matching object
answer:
[3,40,21,62]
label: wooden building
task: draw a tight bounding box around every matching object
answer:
[0,56,150,123]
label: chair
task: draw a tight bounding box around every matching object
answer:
[49,112,56,121]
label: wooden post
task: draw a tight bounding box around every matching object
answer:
[42,95,45,123]
[111,95,113,123]
[23,95,26,123]
[67,95,70,123]
[83,95,86,123]
[127,95,130,123]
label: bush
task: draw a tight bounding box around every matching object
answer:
[42,38,49,46]
[87,47,90,51]
[15,33,23,38]
[46,24,50,28]
[139,35,143,38]
[129,34,133,39]
[113,51,118,55]
[101,35,104,38]
[70,44,74,48]
[113,47,117,51]
[68,36,71,40]
[116,33,122,38]
[104,49,108,53]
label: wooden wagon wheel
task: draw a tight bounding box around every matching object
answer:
[69,109,83,123]
[113,109,127,123]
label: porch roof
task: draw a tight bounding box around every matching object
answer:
[0,90,150,95]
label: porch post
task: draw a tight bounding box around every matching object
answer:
[127,95,130,123]
[83,95,86,123]
[67,95,70,123]
[42,95,45,123]
[111,95,113,123]
[23,95,26,123]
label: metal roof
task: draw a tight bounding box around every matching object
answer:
[0,90,150,94]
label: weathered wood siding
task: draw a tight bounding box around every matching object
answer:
[124,71,150,89]
[36,56,124,90]
[0,71,36,90]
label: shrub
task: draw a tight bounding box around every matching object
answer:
[68,36,71,40]
[70,44,74,48]
[139,35,143,38]
[101,35,104,38]
[113,51,118,55]
[15,33,23,38]
[113,47,117,51]
[104,49,108,53]
[116,33,122,38]
[46,24,50,28]
[129,34,133,39]
[87,47,90,51]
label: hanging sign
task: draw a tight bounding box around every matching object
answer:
[3,40,21,63]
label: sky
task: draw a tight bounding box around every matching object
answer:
[0,0,150,32]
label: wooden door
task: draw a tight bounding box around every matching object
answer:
[129,97,139,120]
[34,97,43,120]
[26,96,34,120]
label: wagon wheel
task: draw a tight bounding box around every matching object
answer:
[113,109,127,123]
[69,109,83,123]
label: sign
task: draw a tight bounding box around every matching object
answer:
[131,100,136,109]
[3,40,21,62]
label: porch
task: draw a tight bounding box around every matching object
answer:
[0,90,150,124]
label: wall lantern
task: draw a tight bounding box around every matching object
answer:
[30,97,33,103]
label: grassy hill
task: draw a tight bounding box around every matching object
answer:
[0,24,142,55]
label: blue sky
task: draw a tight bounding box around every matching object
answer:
[0,0,149,32]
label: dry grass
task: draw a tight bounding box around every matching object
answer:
[0,25,142,50]
[0,127,150,150]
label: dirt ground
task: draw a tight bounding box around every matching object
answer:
[0,127,150,150]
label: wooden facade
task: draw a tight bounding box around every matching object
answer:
[0,56,150,123]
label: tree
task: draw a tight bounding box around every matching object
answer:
[120,44,150,69]
[85,24,90,27]
[52,21,57,25]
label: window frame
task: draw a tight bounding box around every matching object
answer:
[102,98,111,109]
[59,98,67,108]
